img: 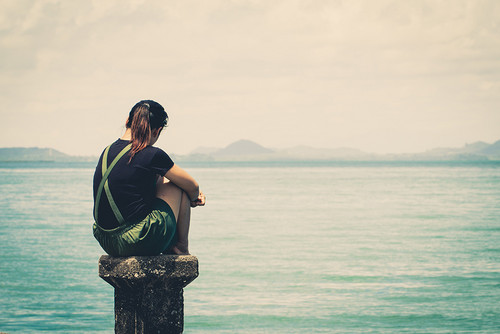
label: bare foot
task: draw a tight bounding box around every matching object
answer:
[172,243,190,255]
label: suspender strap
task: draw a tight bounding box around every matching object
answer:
[94,143,132,225]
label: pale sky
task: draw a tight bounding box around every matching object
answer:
[1,0,499,156]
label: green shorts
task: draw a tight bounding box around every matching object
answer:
[93,198,177,257]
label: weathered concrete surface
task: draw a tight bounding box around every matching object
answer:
[99,254,199,334]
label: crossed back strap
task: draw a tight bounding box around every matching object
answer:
[94,143,132,226]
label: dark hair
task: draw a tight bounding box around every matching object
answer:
[126,100,168,161]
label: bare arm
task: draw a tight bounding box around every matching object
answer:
[164,164,200,202]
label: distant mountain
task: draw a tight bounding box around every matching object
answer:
[182,140,374,161]
[0,147,69,161]
[3,139,500,163]
[0,147,95,162]
[479,140,500,156]
[181,139,500,161]
[412,140,500,160]
[463,141,491,153]
[212,139,274,157]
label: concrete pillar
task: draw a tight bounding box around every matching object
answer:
[98,254,199,334]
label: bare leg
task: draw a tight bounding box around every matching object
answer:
[172,191,191,255]
[156,177,191,255]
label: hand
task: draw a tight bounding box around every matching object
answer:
[190,191,206,207]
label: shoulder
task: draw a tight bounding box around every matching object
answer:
[151,146,173,164]
[142,145,170,159]
[108,139,132,156]
[138,145,174,166]
[97,139,127,165]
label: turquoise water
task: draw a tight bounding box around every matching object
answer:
[1,161,499,333]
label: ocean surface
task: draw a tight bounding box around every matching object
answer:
[1,160,499,333]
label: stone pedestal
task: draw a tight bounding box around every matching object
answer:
[99,254,199,334]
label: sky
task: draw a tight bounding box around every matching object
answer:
[1,0,499,156]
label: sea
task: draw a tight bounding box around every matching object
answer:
[0,160,499,333]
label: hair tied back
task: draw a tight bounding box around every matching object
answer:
[126,100,168,162]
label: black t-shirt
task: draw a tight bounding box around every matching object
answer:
[93,139,174,229]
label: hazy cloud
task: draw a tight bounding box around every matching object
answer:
[1,0,499,155]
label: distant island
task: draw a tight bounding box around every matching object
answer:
[0,147,95,162]
[176,139,500,162]
[1,139,500,162]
